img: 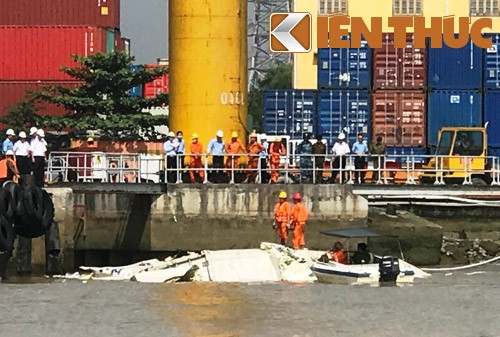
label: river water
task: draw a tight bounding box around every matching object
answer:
[1,266,500,337]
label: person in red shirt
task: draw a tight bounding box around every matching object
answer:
[189,133,204,183]
[290,193,308,250]
[274,191,291,246]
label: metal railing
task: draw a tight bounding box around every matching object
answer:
[45,151,500,186]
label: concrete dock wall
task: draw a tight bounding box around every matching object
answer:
[29,184,367,269]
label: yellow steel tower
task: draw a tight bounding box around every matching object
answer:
[169,0,248,150]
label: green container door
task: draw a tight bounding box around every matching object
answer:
[106,29,115,53]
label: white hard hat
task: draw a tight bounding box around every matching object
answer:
[338,133,346,140]
[5,150,14,156]
[19,131,27,138]
[6,129,14,136]
[260,133,267,139]
[30,127,37,135]
[216,130,224,138]
[167,131,175,137]
[37,129,45,137]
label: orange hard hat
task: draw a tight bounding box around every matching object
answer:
[292,193,302,200]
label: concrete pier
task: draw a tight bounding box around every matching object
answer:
[19,183,499,271]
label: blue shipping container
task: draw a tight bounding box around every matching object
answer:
[427,38,483,89]
[317,89,370,146]
[484,34,500,89]
[263,89,316,139]
[427,90,482,147]
[483,91,500,147]
[386,147,426,163]
[317,37,372,89]
[130,65,143,97]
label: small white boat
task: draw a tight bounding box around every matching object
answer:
[311,227,429,285]
[311,260,415,285]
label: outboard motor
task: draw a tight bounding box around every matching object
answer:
[378,256,400,283]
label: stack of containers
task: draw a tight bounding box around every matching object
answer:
[317,36,372,148]
[483,34,500,157]
[371,33,427,162]
[0,0,123,118]
[427,36,483,153]
[262,89,317,139]
[143,64,170,98]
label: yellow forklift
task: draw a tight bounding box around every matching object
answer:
[420,126,493,185]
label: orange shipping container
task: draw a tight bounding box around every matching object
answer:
[372,91,426,147]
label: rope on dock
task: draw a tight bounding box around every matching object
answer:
[421,255,500,272]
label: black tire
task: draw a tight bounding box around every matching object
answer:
[471,177,488,186]
[22,186,44,221]
[0,188,14,220]
[4,181,21,211]
[40,190,55,233]
[0,214,14,252]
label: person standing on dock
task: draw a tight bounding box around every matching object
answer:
[207,130,225,183]
[13,131,31,176]
[176,131,186,174]
[164,131,179,183]
[2,129,15,156]
[312,134,327,183]
[352,133,369,184]
[189,134,204,183]
[30,129,47,187]
[290,193,308,250]
[370,136,387,183]
[269,137,286,183]
[245,133,263,183]
[225,132,246,178]
[259,134,269,184]
[297,133,313,183]
[274,191,291,246]
[330,133,350,184]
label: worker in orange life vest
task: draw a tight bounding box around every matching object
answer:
[274,191,291,246]
[269,137,286,183]
[0,150,20,184]
[327,241,349,264]
[290,193,308,250]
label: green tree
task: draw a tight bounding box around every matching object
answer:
[0,100,39,132]
[247,63,292,132]
[33,51,169,140]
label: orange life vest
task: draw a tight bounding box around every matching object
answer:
[274,201,291,223]
[0,158,18,179]
[332,250,348,264]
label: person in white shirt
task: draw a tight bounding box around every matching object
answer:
[330,133,350,184]
[30,129,47,187]
[13,131,31,175]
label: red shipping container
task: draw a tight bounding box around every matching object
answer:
[372,91,426,147]
[0,0,120,29]
[373,34,427,90]
[0,81,82,117]
[0,26,107,81]
[144,65,169,97]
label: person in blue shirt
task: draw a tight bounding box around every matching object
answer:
[352,133,369,184]
[207,130,226,183]
[2,129,15,155]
